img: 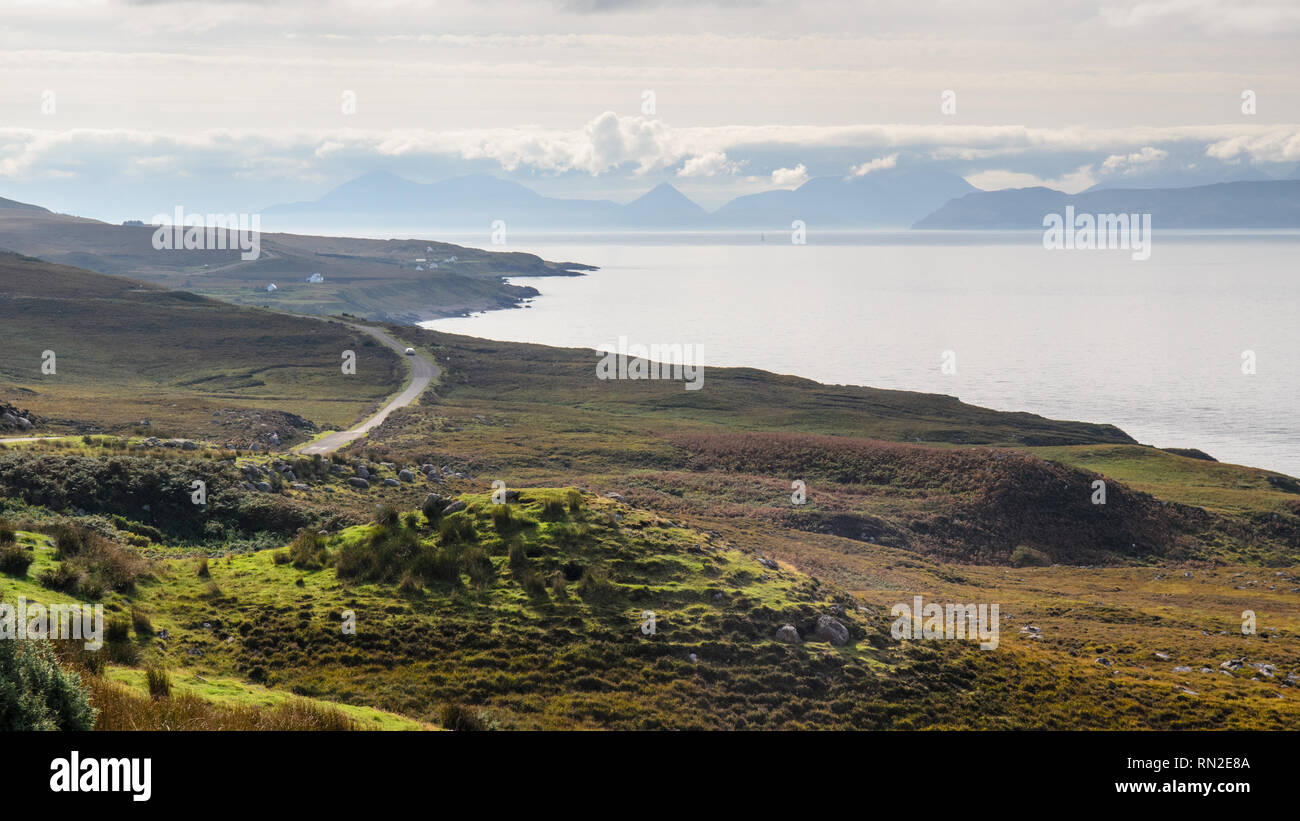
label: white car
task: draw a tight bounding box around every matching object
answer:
[404,347,415,356]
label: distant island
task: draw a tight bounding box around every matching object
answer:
[259,171,1300,234]
[913,180,1300,230]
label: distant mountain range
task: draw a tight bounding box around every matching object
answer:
[262,168,977,231]
[914,180,1300,229]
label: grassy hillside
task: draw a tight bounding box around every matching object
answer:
[351,328,1300,566]
[0,252,402,442]
[4,488,1295,730]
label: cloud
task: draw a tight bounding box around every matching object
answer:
[770,163,808,187]
[964,165,1098,194]
[677,151,738,177]
[1100,146,1168,175]
[848,153,898,177]
[1205,128,1300,163]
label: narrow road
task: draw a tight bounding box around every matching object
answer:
[294,322,440,456]
[0,321,435,457]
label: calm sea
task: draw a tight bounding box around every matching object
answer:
[421,232,1299,477]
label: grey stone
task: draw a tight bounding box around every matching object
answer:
[347,477,370,489]
[774,624,802,644]
[814,615,849,646]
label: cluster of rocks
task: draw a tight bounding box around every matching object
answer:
[773,614,851,646]
[0,404,37,431]
[338,459,466,491]
[142,437,201,450]
[207,409,317,451]
[424,493,466,516]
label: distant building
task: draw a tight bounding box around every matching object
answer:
[122,219,145,226]
[415,265,424,271]
[265,283,277,292]
[306,272,324,283]
[442,255,457,263]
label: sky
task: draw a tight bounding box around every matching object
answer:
[1,0,1299,220]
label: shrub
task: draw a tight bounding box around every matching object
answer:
[462,547,495,589]
[375,504,400,529]
[397,572,423,595]
[38,562,82,594]
[576,569,621,605]
[540,499,566,521]
[196,557,210,577]
[271,549,290,565]
[490,504,515,532]
[287,530,328,570]
[1010,545,1051,567]
[519,568,548,599]
[437,513,475,544]
[0,640,96,730]
[507,539,528,571]
[105,616,131,643]
[145,668,171,700]
[131,608,154,637]
[566,490,582,513]
[0,544,33,576]
[411,545,460,586]
[550,571,568,600]
[0,522,14,543]
[440,703,491,731]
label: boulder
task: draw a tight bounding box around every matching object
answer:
[774,624,802,644]
[398,469,416,482]
[383,478,401,487]
[254,481,272,492]
[347,477,370,489]
[291,483,309,491]
[442,500,466,515]
[814,615,849,646]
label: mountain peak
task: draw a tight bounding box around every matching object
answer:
[625,182,705,214]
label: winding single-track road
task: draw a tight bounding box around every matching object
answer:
[0,321,436,456]
[294,322,440,455]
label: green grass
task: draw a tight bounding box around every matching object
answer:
[103,667,432,730]
[0,252,402,439]
[1028,444,1300,514]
